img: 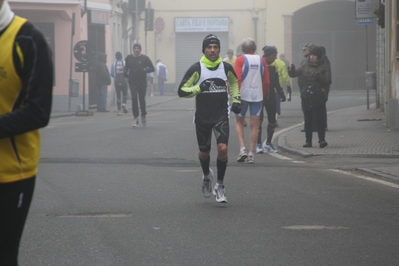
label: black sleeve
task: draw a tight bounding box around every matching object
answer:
[124,55,131,77]
[177,62,201,98]
[0,21,54,139]
[145,56,155,73]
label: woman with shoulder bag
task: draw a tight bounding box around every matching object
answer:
[288,46,332,148]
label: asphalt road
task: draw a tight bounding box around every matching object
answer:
[19,90,399,266]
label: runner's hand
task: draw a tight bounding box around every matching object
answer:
[199,80,212,92]
[231,102,241,114]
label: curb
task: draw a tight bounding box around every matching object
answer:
[356,168,399,182]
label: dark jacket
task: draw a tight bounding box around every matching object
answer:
[95,53,111,87]
[124,54,155,84]
[288,58,331,107]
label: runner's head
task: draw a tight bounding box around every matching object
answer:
[202,34,221,62]
[241,38,257,54]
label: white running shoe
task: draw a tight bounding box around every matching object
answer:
[213,183,227,203]
[132,117,139,127]
[122,104,128,114]
[263,141,278,153]
[256,143,264,154]
[141,116,146,126]
[202,169,213,198]
[237,150,248,162]
[247,154,254,164]
[117,110,122,116]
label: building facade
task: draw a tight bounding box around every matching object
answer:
[9,0,377,112]
[378,0,399,129]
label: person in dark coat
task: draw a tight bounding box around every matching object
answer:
[288,46,332,148]
[320,46,331,131]
[95,52,111,112]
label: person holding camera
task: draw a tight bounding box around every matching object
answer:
[288,46,331,148]
[177,34,241,203]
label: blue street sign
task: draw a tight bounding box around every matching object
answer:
[357,18,373,25]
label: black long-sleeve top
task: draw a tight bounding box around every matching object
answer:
[0,19,54,138]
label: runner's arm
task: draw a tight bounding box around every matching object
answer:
[177,62,201,98]
[262,57,270,96]
[224,63,240,103]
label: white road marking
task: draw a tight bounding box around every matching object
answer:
[329,169,399,189]
[282,225,349,230]
[269,153,292,161]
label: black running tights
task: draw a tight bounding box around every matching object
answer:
[0,177,35,266]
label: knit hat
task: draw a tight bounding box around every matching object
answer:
[303,43,315,51]
[262,46,278,56]
[202,34,220,53]
[133,43,142,49]
[309,46,323,59]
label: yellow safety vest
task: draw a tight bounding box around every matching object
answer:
[0,16,40,183]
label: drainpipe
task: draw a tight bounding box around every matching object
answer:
[253,16,258,45]
[384,0,391,128]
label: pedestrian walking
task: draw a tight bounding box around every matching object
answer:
[156,59,168,96]
[288,46,331,148]
[258,46,286,154]
[95,52,111,112]
[177,34,241,203]
[0,0,54,264]
[110,51,128,115]
[124,43,155,127]
[234,38,270,163]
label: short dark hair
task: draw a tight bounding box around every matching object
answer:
[115,51,122,60]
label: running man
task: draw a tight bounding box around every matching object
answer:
[177,34,241,203]
[234,38,270,163]
[124,43,155,127]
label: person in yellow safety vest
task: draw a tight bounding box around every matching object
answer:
[223,48,237,67]
[0,0,54,264]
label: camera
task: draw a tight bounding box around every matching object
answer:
[306,85,314,95]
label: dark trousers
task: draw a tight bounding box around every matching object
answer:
[301,98,319,131]
[302,99,326,143]
[0,177,35,266]
[128,80,147,118]
[115,84,128,110]
[97,85,108,111]
[158,79,165,96]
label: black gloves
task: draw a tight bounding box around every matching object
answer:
[278,88,286,102]
[287,85,292,101]
[199,80,212,92]
[231,102,241,114]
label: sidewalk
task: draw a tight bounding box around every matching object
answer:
[277,103,399,181]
